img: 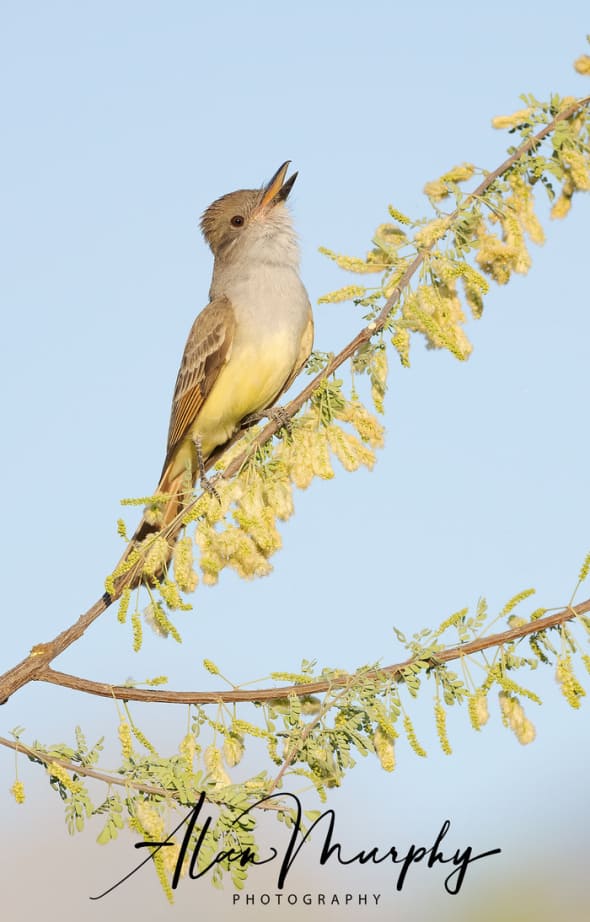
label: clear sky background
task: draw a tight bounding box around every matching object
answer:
[1,2,589,920]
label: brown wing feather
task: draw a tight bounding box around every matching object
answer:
[162,296,235,471]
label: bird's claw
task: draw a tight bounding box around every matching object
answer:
[242,405,292,435]
[193,436,221,504]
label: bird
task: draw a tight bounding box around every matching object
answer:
[113,161,313,590]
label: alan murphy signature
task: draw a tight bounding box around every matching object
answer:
[92,791,501,899]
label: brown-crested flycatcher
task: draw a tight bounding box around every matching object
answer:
[116,162,313,588]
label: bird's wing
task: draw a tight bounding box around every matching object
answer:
[163,296,236,465]
[278,301,314,397]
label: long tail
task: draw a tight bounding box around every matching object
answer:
[108,463,196,595]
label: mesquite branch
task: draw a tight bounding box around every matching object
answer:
[0,95,588,708]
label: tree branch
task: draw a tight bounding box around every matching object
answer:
[30,597,590,704]
[0,736,284,811]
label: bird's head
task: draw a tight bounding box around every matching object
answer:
[200,161,299,264]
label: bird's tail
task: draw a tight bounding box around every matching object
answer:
[107,462,196,595]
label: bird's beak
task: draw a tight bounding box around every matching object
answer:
[258,161,298,210]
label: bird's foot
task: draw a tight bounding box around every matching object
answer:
[242,405,293,435]
[193,436,221,504]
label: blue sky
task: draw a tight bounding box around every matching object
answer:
[1,2,589,919]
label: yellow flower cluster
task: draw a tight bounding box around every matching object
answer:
[551,176,574,220]
[179,732,197,765]
[189,401,381,587]
[475,230,528,285]
[468,692,490,730]
[140,535,171,580]
[118,719,133,759]
[373,726,396,772]
[172,536,198,593]
[434,701,452,755]
[574,54,590,75]
[491,107,534,130]
[159,579,192,611]
[560,148,590,191]
[402,714,427,757]
[391,328,410,367]
[233,486,284,555]
[10,780,25,804]
[424,163,475,201]
[402,282,472,358]
[318,247,387,274]
[47,761,82,793]
[197,524,273,585]
[414,217,452,249]
[223,734,245,768]
[556,655,586,709]
[135,800,165,839]
[498,692,536,744]
[335,399,385,449]
[117,587,131,624]
[318,284,367,304]
[506,175,545,245]
[204,745,232,787]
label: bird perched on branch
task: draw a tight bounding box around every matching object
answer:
[112,161,313,591]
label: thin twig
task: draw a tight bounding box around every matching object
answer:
[0,736,284,811]
[32,597,590,704]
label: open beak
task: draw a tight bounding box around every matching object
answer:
[258,161,298,210]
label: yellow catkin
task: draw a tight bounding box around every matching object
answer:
[434,702,452,755]
[318,247,385,274]
[10,781,25,804]
[141,535,171,579]
[233,719,268,739]
[179,733,197,765]
[561,149,590,191]
[135,801,165,839]
[159,580,191,611]
[327,426,376,473]
[173,537,198,593]
[468,692,490,730]
[403,715,427,757]
[370,349,388,414]
[373,726,396,772]
[131,609,143,651]
[414,217,451,248]
[117,518,128,540]
[578,550,590,584]
[308,430,335,480]
[223,734,245,768]
[264,475,294,522]
[337,399,385,449]
[574,54,590,75]
[498,692,536,744]
[374,223,407,250]
[118,720,133,759]
[388,206,412,225]
[491,108,533,130]
[423,178,449,201]
[203,658,220,675]
[318,285,367,303]
[47,762,81,793]
[203,745,232,787]
[391,328,410,367]
[117,588,131,624]
[556,655,586,709]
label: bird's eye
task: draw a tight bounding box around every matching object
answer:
[230,215,245,228]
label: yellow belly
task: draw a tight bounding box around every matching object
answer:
[190,338,293,457]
